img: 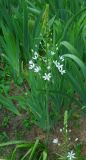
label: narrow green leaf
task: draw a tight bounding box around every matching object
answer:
[0,94,20,115]
[64,54,86,80]
[29,139,39,160]
[0,141,27,147]
[61,41,79,56]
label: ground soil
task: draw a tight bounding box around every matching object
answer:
[0,108,86,159]
[0,82,86,159]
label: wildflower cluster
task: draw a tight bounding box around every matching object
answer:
[53,56,66,75]
[52,127,78,160]
[29,51,40,72]
[28,49,66,81]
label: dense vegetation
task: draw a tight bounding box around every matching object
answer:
[0,0,86,159]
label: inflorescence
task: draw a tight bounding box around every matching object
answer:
[28,50,66,81]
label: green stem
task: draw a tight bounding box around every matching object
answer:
[45,82,50,143]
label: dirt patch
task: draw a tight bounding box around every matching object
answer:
[0,107,86,158]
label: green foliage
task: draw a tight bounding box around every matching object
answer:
[0,139,48,160]
[0,23,20,77]
[0,0,86,127]
[0,94,20,115]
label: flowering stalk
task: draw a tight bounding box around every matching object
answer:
[63,110,69,155]
[45,81,50,141]
[45,39,50,143]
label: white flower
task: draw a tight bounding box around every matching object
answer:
[58,64,63,71]
[53,60,58,66]
[60,128,63,132]
[58,143,61,146]
[29,60,35,69]
[60,69,66,75]
[51,51,55,55]
[53,61,62,69]
[67,150,76,160]
[29,64,35,69]
[59,55,64,61]
[32,51,38,60]
[43,73,51,81]
[52,138,58,144]
[75,138,78,142]
[29,60,33,65]
[69,129,72,133]
[53,59,66,75]
[34,66,41,73]
[53,61,63,71]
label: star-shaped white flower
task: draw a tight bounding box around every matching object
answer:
[53,60,66,75]
[53,61,62,69]
[43,73,51,81]
[29,60,33,65]
[67,150,76,160]
[60,69,66,75]
[58,64,63,71]
[34,66,41,73]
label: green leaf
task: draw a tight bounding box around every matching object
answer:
[0,140,27,147]
[29,139,39,160]
[0,94,20,115]
[64,54,86,80]
[23,1,29,61]
[61,41,79,56]
[43,151,47,160]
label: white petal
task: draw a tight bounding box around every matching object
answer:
[52,138,58,144]
[75,138,78,142]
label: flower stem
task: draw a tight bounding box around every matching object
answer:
[45,82,50,143]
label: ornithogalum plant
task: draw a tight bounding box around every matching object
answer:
[27,29,66,131]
